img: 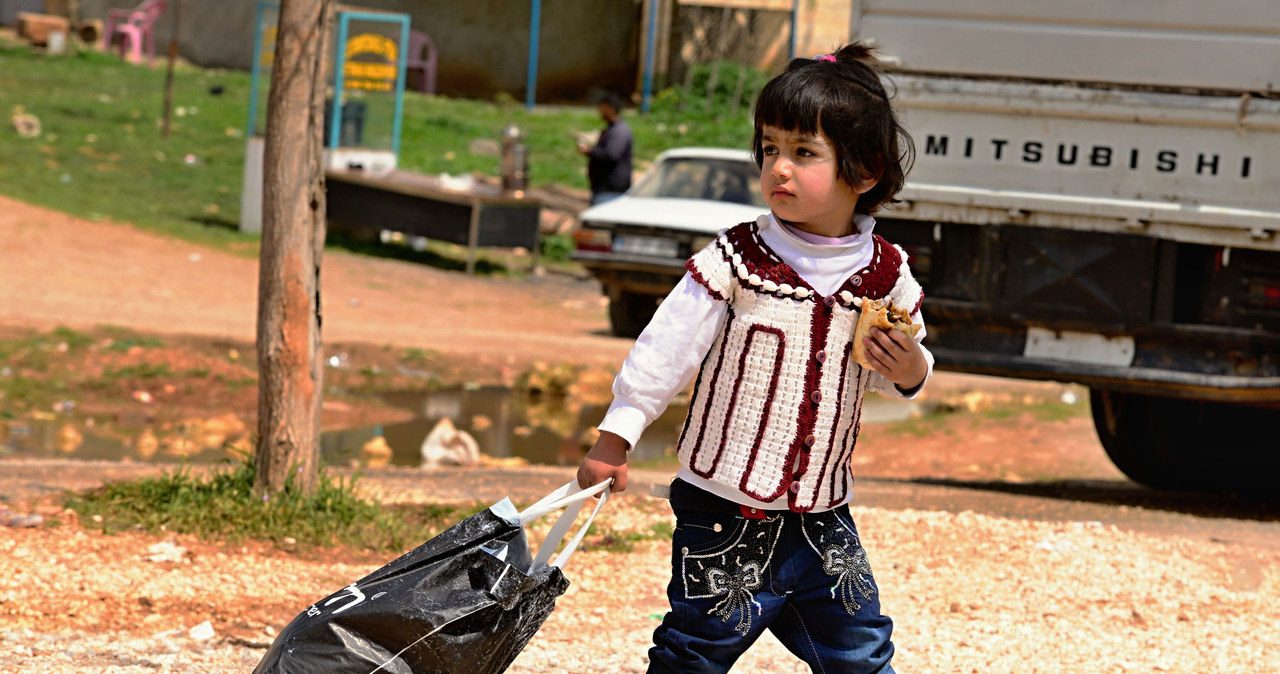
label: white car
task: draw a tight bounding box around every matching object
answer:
[572,147,768,337]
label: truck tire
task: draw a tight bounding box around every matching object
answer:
[608,291,659,338]
[1089,388,1280,493]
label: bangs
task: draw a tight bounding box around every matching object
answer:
[753,71,829,138]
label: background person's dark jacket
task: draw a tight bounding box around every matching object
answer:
[587,120,633,195]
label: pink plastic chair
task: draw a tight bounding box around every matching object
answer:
[104,0,166,66]
[406,29,437,94]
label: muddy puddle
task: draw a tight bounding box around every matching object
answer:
[0,386,920,468]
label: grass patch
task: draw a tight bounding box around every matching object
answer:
[214,373,257,391]
[883,406,960,438]
[0,326,263,416]
[49,326,96,351]
[0,374,44,412]
[1028,400,1089,423]
[539,233,576,263]
[0,326,95,409]
[882,397,1088,438]
[105,336,165,351]
[61,456,654,556]
[63,457,484,552]
[0,48,255,252]
[977,400,1088,424]
[0,45,762,262]
[0,325,94,364]
[589,521,675,553]
[100,363,172,380]
[400,347,437,366]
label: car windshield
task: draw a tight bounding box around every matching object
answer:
[629,156,767,207]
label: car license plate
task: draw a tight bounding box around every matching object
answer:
[1023,327,1135,367]
[612,234,681,258]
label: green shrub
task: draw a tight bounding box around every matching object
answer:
[651,61,771,121]
[539,233,575,262]
[63,457,477,552]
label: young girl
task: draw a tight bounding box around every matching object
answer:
[578,42,927,673]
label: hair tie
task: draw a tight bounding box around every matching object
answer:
[814,54,836,62]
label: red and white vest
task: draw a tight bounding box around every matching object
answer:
[677,218,924,512]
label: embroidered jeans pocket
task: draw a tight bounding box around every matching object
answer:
[802,508,879,616]
[675,513,782,637]
[676,512,756,605]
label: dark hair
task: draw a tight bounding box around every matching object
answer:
[751,42,915,214]
[597,91,625,112]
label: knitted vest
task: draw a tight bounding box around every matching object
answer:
[677,217,924,512]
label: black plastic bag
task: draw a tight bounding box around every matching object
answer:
[254,480,611,674]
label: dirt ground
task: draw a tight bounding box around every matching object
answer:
[0,196,628,369]
[2,195,1278,672]
[0,194,1114,479]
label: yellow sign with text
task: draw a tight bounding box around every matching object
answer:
[260,25,277,67]
[344,33,399,92]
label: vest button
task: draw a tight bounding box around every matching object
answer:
[804,434,816,447]
[810,391,822,404]
[789,481,801,494]
[815,350,826,363]
[823,296,835,307]
[851,275,863,287]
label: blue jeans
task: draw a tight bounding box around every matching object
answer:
[649,481,895,673]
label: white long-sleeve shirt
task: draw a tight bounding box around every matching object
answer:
[598,213,934,509]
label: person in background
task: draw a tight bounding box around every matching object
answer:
[578,92,634,205]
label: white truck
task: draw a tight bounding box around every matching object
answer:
[853,1,1280,491]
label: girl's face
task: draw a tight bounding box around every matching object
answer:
[758,124,875,237]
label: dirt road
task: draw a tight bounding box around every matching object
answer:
[0,195,630,368]
[2,196,1279,672]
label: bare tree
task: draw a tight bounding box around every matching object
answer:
[255,0,333,495]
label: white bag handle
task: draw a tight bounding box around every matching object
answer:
[518,479,611,524]
[518,479,611,571]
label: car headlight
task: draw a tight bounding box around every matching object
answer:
[574,225,613,252]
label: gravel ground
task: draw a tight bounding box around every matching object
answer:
[2,195,1276,671]
[2,487,1276,673]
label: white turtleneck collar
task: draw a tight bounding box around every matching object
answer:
[756,213,878,296]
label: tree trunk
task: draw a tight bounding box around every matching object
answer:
[255,0,333,496]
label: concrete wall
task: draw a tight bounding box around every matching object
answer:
[798,0,853,57]
[77,0,640,102]
[1,0,47,26]
[72,0,855,103]
[79,0,257,69]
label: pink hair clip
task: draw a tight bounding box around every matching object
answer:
[814,54,836,62]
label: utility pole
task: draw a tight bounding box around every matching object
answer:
[161,0,180,138]
[255,0,333,495]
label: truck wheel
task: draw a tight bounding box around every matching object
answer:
[1089,388,1280,493]
[608,291,659,338]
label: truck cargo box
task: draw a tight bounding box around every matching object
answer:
[856,0,1280,93]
